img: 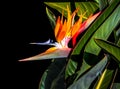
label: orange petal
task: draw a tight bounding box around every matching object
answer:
[71,9,87,37]
[84,12,101,29]
[66,7,80,37]
[71,17,82,36]
[57,19,67,42]
[72,12,101,46]
[66,5,72,35]
[54,16,62,38]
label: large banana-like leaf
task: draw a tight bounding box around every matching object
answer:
[65,0,120,79]
[84,5,120,56]
[67,56,108,89]
[74,1,120,82]
[94,39,120,64]
[39,59,66,89]
[44,2,98,18]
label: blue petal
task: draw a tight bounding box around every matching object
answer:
[30,39,57,46]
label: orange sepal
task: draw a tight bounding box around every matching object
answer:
[54,16,62,39]
[57,19,67,42]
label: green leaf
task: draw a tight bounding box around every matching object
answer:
[44,2,70,18]
[98,0,109,10]
[94,39,120,63]
[50,66,65,89]
[94,0,99,3]
[67,56,108,89]
[112,83,120,89]
[44,2,99,18]
[84,4,120,56]
[74,52,100,81]
[74,59,91,82]
[65,0,120,79]
[39,59,66,89]
[94,0,113,4]
[74,2,99,17]
[95,69,114,89]
[39,70,48,89]
[112,68,120,88]
[46,7,56,30]
[114,27,120,45]
[117,38,120,46]
[93,61,116,89]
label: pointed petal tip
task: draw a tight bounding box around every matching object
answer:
[18,60,25,62]
[29,42,37,44]
[18,59,29,62]
[18,57,34,62]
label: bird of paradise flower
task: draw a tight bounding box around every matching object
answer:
[19,6,100,61]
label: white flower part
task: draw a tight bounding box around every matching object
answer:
[30,39,51,45]
[61,36,71,48]
[30,36,72,49]
[54,42,63,48]
[52,36,71,48]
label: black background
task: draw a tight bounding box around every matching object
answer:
[8,0,55,89]
[5,0,78,89]
[4,0,89,89]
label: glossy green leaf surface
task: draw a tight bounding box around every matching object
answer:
[115,27,120,46]
[85,4,120,56]
[39,59,66,89]
[95,39,120,63]
[75,4,120,80]
[44,2,98,18]
[94,64,115,89]
[46,7,56,30]
[68,56,108,89]
[97,0,109,10]
[65,0,120,79]
[95,69,114,89]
